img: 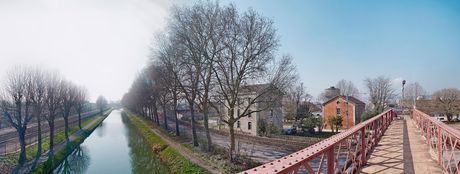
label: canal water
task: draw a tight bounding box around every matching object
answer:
[53,109,169,174]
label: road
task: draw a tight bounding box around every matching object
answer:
[160,117,295,163]
[0,110,100,155]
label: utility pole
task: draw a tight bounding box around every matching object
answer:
[346,95,349,129]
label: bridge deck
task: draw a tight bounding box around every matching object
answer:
[361,116,442,174]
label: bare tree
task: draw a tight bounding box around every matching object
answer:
[44,71,62,156]
[403,82,426,107]
[364,76,396,113]
[207,3,296,159]
[75,86,89,129]
[155,36,183,136]
[96,95,108,116]
[28,68,47,165]
[336,79,360,98]
[432,88,460,122]
[60,80,78,143]
[0,67,34,166]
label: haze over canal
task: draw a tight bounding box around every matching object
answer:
[53,109,169,174]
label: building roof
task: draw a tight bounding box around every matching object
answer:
[322,95,365,106]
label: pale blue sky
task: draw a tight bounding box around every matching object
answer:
[1,0,458,101]
[218,0,460,98]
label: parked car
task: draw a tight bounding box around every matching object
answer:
[285,127,297,135]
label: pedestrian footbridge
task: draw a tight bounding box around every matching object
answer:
[241,109,458,174]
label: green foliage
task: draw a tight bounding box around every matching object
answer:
[327,115,343,132]
[257,119,281,136]
[300,117,317,134]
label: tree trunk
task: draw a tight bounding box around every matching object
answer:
[78,110,82,129]
[36,115,42,157]
[17,128,27,166]
[49,120,55,156]
[162,104,168,130]
[203,104,212,152]
[189,103,199,147]
[229,123,235,161]
[153,105,160,126]
[64,112,70,143]
[174,95,180,136]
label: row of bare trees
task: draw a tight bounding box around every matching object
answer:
[0,66,90,168]
[122,1,298,161]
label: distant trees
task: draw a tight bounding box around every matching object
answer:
[403,82,426,107]
[432,88,460,122]
[0,66,90,167]
[364,76,396,113]
[336,79,360,98]
[96,96,108,116]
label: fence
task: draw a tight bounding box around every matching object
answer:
[240,109,396,174]
[412,109,460,173]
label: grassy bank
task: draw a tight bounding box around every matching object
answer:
[30,109,113,173]
[124,111,208,174]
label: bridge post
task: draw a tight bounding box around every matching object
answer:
[360,127,366,166]
[437,128,442,165]
[327,146,335,174]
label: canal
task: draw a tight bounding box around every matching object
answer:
[53,109,169,174]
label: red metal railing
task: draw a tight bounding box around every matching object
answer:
[240,109,396,174]
[412,109,460,173]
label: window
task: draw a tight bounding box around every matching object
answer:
[237,109,240,116]
[270,109,274,117]
[248,109,252,118]
[247,97,252,104]
[336,108,340,115]
[237,121,240,128]
[248,122,252,130]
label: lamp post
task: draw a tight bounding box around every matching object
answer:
[402,80,406,110]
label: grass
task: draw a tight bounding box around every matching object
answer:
[124,111,208,174]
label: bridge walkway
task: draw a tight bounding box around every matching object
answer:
[361,115,442,174]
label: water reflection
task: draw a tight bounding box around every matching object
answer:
[53,110,169,174]
[122,115,169,174]
[53,146,90,174]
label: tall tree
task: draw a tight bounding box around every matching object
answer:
[432,88,460,122]
[60,80,78,143]
[156,36,183,136]
[29,68,47,165]
[75,86,89,129]
[208,3,297,159]
[364,76,396,113]
[44,71,62,157]
[0,67,34,166]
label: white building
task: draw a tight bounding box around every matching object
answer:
[221,84,284,136]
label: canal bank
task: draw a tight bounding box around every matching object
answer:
[123,111,211,174]
[30,109,113,173]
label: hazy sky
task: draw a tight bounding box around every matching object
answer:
[1,0,459,102]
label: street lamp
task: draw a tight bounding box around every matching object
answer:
[402,80,406,110]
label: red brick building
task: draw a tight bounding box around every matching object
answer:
[323,95,365,129]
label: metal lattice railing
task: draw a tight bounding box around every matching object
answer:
[240,109,396,174]
[412,109,460,173]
